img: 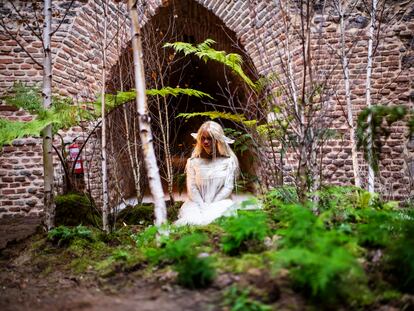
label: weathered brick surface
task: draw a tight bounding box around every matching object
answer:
[0,0,413,231]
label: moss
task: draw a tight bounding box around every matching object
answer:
[55,193,100,227]
[216,253,267,274]
[116,201,183,226]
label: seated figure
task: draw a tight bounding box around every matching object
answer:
[175,121,239,226]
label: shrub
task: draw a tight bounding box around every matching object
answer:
[272,204,366,304]
[48,225,93,247]
[116,201,183,226]
[144,232,216,289]
[386,211,414,293]
[117,203,155,226]
[265,186,298,205]
[55,193,99,227]
[223,286,272,311]
[220,211,269,256]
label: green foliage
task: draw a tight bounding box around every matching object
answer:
[117,203,155,226]
[175,254,215,289]
[117,201,183,227]
[386,211,414,293]
[55,193,99,227]
[223,286,272,311]
[164,39,258,90]
[134,225,159,248]
[3,83,43,113]
[220,211,269,256]
[224,128,253,156]
[1,84,94,148]
[265,186,298,205]
[357,105,408,172]
[98,87,213,114]
[0,117,50,146]
[146,233,216,289]
[272,204,365,303]
[48,225,93,247]
[111,249,132,262]
[177,111,257,127]
[355,209,405,248]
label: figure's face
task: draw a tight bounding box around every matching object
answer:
[200,130,213,154]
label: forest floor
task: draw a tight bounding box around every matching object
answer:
[1,188,413,311]
[0,235,221,311]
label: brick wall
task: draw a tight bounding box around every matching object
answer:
[0,0,413,231]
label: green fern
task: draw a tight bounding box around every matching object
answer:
[96,87,213,115]
[272,204,366,303]
[220,211,269,256]
[386,211,414,293]
[144,233,216,288]
[3,82,43,113]
[48,225,93,247]
[177,111,257,127]
[164,39,258,90]
[223,286,272,311]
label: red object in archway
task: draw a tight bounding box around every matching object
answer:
[68,143,84,174]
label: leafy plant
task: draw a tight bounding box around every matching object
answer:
[223,286,272,311]
[111,249,132,262]
[220,211,269,256]
[177,111,257,127]
[48,225,93,247]
[356,105,409,172]
[145,233,215,289]
[3,82,43,113]
[164,39,258,90]
[265,186,298,205]
[98,87,213,113]
[385,211,414,293]
[354,209,404,248]
[224,128,253,156]
[272,204,366,303]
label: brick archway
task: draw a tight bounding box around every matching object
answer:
[105,0,261,199]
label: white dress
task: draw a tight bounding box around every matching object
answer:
[175,156,237,226]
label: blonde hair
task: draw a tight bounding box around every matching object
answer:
[191,121,239,168]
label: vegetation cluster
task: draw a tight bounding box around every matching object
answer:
[25,186,413,310]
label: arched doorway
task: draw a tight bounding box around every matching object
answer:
[106,0,259,203]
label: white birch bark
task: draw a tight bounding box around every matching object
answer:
[42,0,55,230]
[128,0,167,226]
[338,0,361,187]
[101,0,109,232]
[366,0,377,193]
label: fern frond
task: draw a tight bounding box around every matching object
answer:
[3,82,43,114]
[165,39,257,91]
[96,87,214,116]
[177,111,257,127]
[0,117,50,147]
[147,87,213,99]
[163,42,198,56]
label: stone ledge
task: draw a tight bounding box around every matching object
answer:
[0,214,42,250]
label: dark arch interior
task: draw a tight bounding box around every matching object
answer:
[107,0,258,198]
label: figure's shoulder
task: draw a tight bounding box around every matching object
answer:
[186,157,200,167]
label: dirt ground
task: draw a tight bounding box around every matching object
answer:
[0,238,221,311]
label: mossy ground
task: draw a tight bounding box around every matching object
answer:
[1,188,413,311]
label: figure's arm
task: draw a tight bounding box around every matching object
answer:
[213,157,236,202]
[186,159,204,204]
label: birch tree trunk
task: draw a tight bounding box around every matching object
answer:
[366,0,377,193]
[101,0,109,232]
[128,0,167,226]
[42,0,55,230]
[338,0,361,187]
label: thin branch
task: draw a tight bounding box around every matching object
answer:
[0,18,44,68]
[51,0,75,36]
